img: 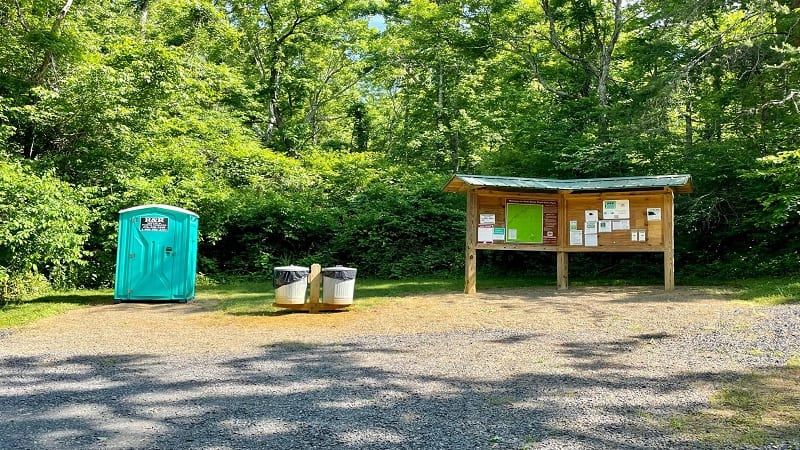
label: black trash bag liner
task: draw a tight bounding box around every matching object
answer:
[322,266,357,281]
[273,266,309,288]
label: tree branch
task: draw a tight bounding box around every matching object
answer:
[34,0,74,85]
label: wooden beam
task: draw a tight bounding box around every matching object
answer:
[465,190,478,294]
[557,251,569,290]
[308,263,321,313]
[663,189,675,291]
[557,191,569,289]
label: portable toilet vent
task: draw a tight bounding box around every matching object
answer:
[114,204,199,302]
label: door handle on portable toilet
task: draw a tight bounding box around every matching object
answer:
[165,246,173,256]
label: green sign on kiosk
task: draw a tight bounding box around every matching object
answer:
[114,204,199,302]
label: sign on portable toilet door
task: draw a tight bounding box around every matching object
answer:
[140,216,169,231]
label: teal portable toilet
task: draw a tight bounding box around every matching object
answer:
[114,204,199,302]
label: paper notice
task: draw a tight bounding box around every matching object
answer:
[570,230,583,246]
[603,199,630,219]
[585,221,598,234]
[585,233,598,247]
[493,228,505,241]
[638,229,646,242]
[480,213,496,225]
[507,228,518,240]
[569,220,578,230]
[599,220,612,233]
[647,208,662,221]
[478,225,493,243]
[612,220,630,231]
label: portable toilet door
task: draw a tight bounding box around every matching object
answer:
[114,204,199,302]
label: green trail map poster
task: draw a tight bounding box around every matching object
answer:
[506,200,558,244]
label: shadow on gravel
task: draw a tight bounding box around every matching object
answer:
[5,333,786,450]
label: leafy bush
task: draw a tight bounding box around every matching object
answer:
[0,159,91,302]
[329,175,465,278]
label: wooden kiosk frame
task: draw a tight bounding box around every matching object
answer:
[443,174,693,293]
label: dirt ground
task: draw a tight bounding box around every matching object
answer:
[4,286,751,356]
[5,285,798,449]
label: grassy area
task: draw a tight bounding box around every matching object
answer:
[727,278,800,305]
[0,290,113,328]
[667,366,800,446]
[3,275,798,327]
[210,275,560,316]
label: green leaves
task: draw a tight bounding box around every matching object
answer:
[0,159,91,298]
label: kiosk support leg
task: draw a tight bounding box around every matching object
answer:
[557,251,569,290]
[465,190,478,294]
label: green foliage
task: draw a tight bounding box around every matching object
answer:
[0,159,91,302]
[329,174,466,278]
[1,0,800,284]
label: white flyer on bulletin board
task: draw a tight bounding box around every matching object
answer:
[612,220,630,230]
[585,233,598,247]
[480,213,496,225]
[569,230,583,246]
[647,208,662,221]
[603,199,630,219]
[598,220,612,233]
[478,225,493,243]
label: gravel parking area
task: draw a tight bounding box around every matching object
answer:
[1,286,798,449]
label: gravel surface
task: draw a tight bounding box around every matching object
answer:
[1,287,798,449]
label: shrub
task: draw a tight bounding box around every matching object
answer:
[0,159,91,299]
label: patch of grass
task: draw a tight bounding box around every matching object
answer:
[209,275,557,316]
[667,367,800,447]
[0,290,112,328]
[204,282,281,315]
[727,278,800,305]
[485,394,516,406]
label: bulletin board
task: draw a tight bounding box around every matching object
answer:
[506,201,543,243]
[444,173,692,293]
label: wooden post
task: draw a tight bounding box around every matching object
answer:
[663,190,675,291]
[557,190,569,290]
[465,190,478,294]
[557,251,569,290]
[308,263,321,313]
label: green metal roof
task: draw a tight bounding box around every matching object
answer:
[443,174,693,194]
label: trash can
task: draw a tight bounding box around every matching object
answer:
[322,265,357,305]
[274,265,309,304]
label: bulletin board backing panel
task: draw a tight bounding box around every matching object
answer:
[444,174,692,293]
[473,190,669,252]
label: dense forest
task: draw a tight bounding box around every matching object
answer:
[1,0,798,299]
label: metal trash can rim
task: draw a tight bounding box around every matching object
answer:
[273,265,310,288]
[321,265,356,281]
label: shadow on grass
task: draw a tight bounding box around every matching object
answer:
[18,294,114,306]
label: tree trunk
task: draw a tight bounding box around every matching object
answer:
[34,0,73,84]
[684,100,693,149]
[266,67,283,144]
[139,0,149,26]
